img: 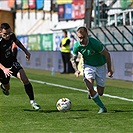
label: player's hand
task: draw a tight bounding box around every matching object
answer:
[3,67,13,78]
[25,51,31,61]
[108,70,113,78]
[75,70,80,77]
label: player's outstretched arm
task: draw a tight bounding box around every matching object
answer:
[101,49,113,78]
[70,55,80,77]
[15,39,31,61]
[0,63,12,77]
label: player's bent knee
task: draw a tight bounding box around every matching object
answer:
[3,83,10,90]
[98,92,103,96]
[83,78,87,82]
[97,85,104,96]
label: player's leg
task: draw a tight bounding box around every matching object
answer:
[95,65,107,113]
[16,68,40,110]
[84,78,96,96]
[96,64,106,96]
[11,62,41,110]
[0,82,10,95]
[84,78,107,113]
[84,64,96,98]
[84,65,107,113]
[97,85,104,96]
[0,71,10,95]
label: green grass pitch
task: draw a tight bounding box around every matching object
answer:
[0,68,133,133]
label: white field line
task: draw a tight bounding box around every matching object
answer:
[29,79,133,102]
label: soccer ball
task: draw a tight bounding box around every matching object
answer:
[56,98,71,112]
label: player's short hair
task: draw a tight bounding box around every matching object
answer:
[0,23,10,30]
[77,26,88,35]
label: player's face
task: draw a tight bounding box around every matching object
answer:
[77,31,88,46]
[0,28,12,40]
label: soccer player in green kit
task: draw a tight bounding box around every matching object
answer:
[70,26,113,113]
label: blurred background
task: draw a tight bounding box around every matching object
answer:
[0,0,133,81]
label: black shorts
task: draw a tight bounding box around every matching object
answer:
[0,62,23,84]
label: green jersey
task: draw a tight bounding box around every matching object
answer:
[72,36,106,66]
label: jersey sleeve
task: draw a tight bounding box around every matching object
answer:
[90,37,104,53]
[72,42,79,56]
[10,33,17,42]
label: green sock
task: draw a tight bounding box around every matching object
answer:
[92,93,105,108]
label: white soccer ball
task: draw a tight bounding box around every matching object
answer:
[56,98,71,112]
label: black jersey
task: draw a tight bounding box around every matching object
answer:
[0,33,17,67]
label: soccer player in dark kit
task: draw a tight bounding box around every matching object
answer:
[0,23,40,110]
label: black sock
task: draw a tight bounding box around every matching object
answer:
[24,82,34,100]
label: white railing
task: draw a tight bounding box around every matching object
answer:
[108,9,133,26]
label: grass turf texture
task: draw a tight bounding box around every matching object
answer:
[0,68,133,133]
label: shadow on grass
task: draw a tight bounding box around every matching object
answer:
[23,109,58,113]
[23,109,89,113]
[24,109,133,114]
[112,109,133,113]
